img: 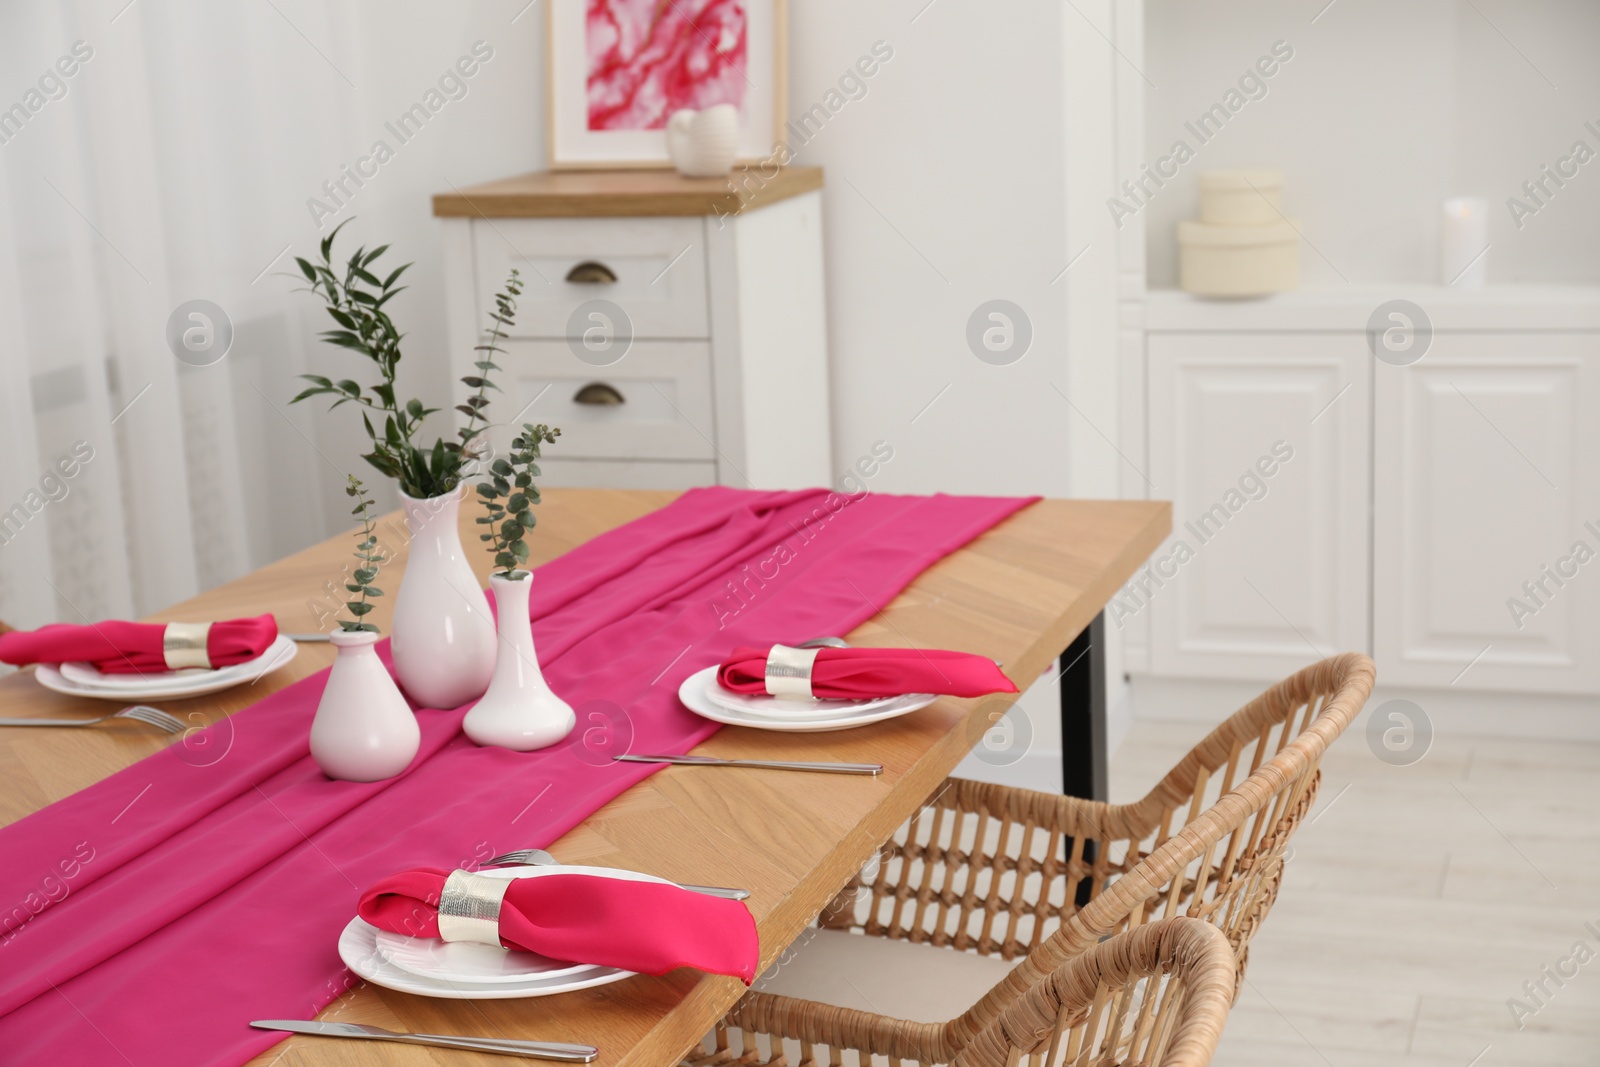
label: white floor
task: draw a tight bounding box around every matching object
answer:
[758,719,1600,1065]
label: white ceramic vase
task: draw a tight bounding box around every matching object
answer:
[389,487,497,708]
[462,572,576,752]
[309,630,421,782]
[666,104,739,178]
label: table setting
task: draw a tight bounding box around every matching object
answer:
[0,230,1041,1065]
[2,613,297,704]
[677,641,1017,733]
[0,482,1033,1064]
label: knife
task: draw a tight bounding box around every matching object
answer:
[615,753,882,775]
[251,1020,598,1061]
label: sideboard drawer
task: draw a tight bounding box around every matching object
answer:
[497,340,716,463]
[472,217,708,339]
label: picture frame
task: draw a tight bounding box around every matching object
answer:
[546,0,787,170]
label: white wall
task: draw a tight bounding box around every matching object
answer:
[1141,0,1600,288]
[786,2,1077,498]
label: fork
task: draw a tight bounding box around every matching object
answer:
[483,849,750,901]
[0,705,185,733]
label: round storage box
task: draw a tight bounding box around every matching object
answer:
[1197,169,1284,226]
[1177,219,1299,298]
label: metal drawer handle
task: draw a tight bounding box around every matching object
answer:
[565,260,618,284]
[573,382,625,406]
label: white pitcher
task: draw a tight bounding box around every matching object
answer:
[666,104,739,178]
[389,487,497,708]
[309,630,420,782]
[462,571,576,751]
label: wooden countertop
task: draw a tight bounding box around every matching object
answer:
[0,488,1169,1067]
[431,167,824,219]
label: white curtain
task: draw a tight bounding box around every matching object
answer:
[0,1,543,629]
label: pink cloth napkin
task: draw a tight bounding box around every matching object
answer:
[717,645,1018,700]
[0,614,278,673]
[359,868,759,982]
[0,487,1037,1066]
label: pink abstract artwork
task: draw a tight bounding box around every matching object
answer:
[586,0,748,131]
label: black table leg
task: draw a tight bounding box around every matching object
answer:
[1059,611,1107,801]
[1059,611,1107,907]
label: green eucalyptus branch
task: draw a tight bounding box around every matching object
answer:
[341,475,385,633]
[476,423,560,579]
[457,268,522,463]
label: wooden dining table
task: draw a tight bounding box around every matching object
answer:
[0,488,1168,1066]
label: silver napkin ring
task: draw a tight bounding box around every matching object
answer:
[437,869,511,946]
[162,622,213,670]
[764,644,820,700]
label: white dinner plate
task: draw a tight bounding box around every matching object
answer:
[340,917,633,1000]
[702,675,910,721]
[678,666,937,732]
[376,935,591,985]
[59,661,211,686]
[35,635,298,701]
[373,865,670,987]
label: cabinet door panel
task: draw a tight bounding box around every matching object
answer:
[1146,334,1370,679]
[1373,333,1600,693]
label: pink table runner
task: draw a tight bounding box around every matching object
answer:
[0,487,1035,1065]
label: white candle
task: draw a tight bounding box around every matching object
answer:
[1441,197,1489,287]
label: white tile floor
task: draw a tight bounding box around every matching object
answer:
[757,718,1600,1065]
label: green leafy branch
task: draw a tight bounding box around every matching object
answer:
[287,219,526,499]
[476,423,560,579]
[341,475,385,632]
[457,268,522,465]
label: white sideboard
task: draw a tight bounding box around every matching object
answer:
[433,168,832,491]
[1124,286,1600,733]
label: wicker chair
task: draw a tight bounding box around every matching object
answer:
[689,917,1237,1067]
[687,653,1374,1067]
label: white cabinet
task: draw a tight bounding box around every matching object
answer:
[435,169,831,491]
[1138,287,1600,703]
[1145,334,1370,680]
[1374,333,1600,694]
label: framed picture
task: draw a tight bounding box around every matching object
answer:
[547,0,787,170]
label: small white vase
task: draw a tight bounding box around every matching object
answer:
[310,630,421,782]
[462,572,576,752]
[389,487,497,708]
[666,104,739,178]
